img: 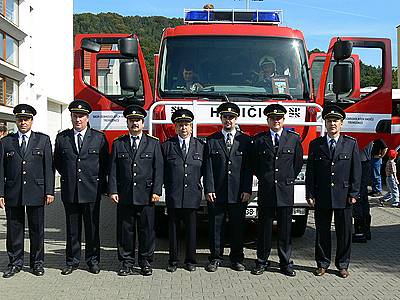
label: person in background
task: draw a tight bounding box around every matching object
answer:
[370,139,388,197]
[0,124,8,139]
[380,149,400,207]
[203,3,214,9]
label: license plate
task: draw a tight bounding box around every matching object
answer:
[246,207,257,218]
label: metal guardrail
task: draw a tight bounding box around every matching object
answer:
[148,100,325,136]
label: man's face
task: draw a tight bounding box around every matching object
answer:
[182,68,193,82]
[267,115,284,132]
[261,63,275,78]
[71,112,89,132]
[220,114,237,131]
[325,117,343,136]
[175,122,192,139]
[16,116,33,134]
[127,118,144,135]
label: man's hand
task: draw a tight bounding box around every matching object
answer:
[151,194,160,203]
[45,195,54,205]
[207,193,216,203]
[306,197,315,208]
[110,194,119,204]
[0,197,4,209]
[348,197,357,204]
[241,192,251,203]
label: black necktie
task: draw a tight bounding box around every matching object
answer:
[181,141,187,157]
[226,133,232,151]
[274,133,280,152]
[21,134,27,156]
[329,139,336,159]
[131,136,138,153]
[77,133,83,152]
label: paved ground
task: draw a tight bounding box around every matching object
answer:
[0,191,399,299]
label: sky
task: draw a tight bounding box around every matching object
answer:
[73,0,400,67]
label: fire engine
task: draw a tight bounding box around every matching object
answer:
[73,8,398,237]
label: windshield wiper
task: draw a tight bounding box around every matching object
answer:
[230,93,294,100]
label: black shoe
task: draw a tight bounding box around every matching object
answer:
[141,265,153,276]
[61,265,78,275]
[231,262,245,271]
[166,265,177,273]
[32,265,45,276]
[205,261,220,272]
[251,261,270,275]
[185,263,196,272]
[352,234,367,243]
[117,265,131,276]
[3,265,21,278]
[89,264,100,274]
[280,267,296,277]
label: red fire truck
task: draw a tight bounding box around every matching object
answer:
[74,9,398,237]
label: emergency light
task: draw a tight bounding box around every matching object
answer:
[184,9,282,24]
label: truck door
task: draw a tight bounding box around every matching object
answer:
[74,34,152,142]
[317,38,393,150]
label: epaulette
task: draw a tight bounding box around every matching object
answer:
[6,132,14,137]
[115,133,128,141]
[254,131,267,139]
[343,135,356,141]
[194,137,206,144]
[146,133,159,140]
[90,128,104,135]
[287,129,300,136]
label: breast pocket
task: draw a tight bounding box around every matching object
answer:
[211,149,222,156]
[282,147,294,155]
[88,148,99,155]
[140,152,153,159]
[192,153,203,161]
[32,149,43,158]
[117,152,129,159]
[339,153,350,160]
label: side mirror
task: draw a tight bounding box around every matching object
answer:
[120,61,141,92]
[81,39,101,53]
[333,40,353,61]
[333,64,352,94]
[118,38,138,59]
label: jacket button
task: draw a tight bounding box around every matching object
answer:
[331,162,334,166]
[23,181,26,184]
[134,163,137,167]
[23,171,26,175]
[22,161,26,164]
[185,173,188,177]
[228,161,232,164]
[274,180,278,183]
[78,169,81,172]
[275,169,278,172]
[331,183,334,186]
[78,159,81,162]
[276,157,279,160]
[78,179,82,182]
[184,184,188,187]
[133,182,137,186]
[184,164,188,168]
[133,173,137,176]
[331,172,334,176]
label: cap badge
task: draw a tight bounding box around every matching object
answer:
[331,110,334,113]
[21,110,25,113]
[274,109,277,113]
[228,108,232,112]
[78,105,82,109]
[182,114,186,117]
[132,111,136,114]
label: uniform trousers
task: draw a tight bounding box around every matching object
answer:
[117,204,155,267]
[256,206,293,268]
[315,206,352,270]
[6,205,44,268]
[63,201,100,267]
[207,202,247,264]
[168,208,197,265]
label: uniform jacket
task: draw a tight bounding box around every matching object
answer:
[0,132,54,207]
[162,135,205,209]
[253,130,303,207]
[108,133,163,205]
[306,135,361,209]
[54,128,109,204]
[204,131,253,204]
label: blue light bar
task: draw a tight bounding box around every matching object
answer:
[184,9,282,24]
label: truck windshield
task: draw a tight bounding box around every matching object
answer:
[159,36,310,100]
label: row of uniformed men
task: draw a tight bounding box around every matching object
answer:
[0,100,361,279]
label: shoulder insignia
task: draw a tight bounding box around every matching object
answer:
[115,134,128,141]
[90,128,104,134]
[287,130,300,136]
[194,137,206,144]
[146,134,159,140]
[343,135,356,141]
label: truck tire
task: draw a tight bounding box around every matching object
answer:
[291,214,308,237]
[155,207,168,238]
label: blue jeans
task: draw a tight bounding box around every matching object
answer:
[371,157,382,193]
[382,175,399,205]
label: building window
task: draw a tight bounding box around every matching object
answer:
[5,34,18,66]
[0,76,18,107]
[1,0,18,25]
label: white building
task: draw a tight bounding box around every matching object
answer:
[0,0,73,144]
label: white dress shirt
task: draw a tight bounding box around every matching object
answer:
[178,135,190,152]
[222,129,236,143]
[270,129,283,146]
[129,132,142,149]
[18,130,32,146]
[74,127,88,151]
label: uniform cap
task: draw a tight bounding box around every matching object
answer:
[123,105,147,119]
[217,102,240,117]
[68,100,92,114]
[13,104,37,118]
[171,108,194,123]
[322,105,346,120]
[263,104,287,117]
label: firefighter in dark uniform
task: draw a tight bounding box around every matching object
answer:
[251,104,303,277]
[0,104,55,278]
[162,109,205,273]
[306,105,361,278]
[204,102,253,272]
[109,105,163,276]
[54,100,109,275]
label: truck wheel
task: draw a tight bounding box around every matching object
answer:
[291,214,308,237]
[155,208,168,238]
